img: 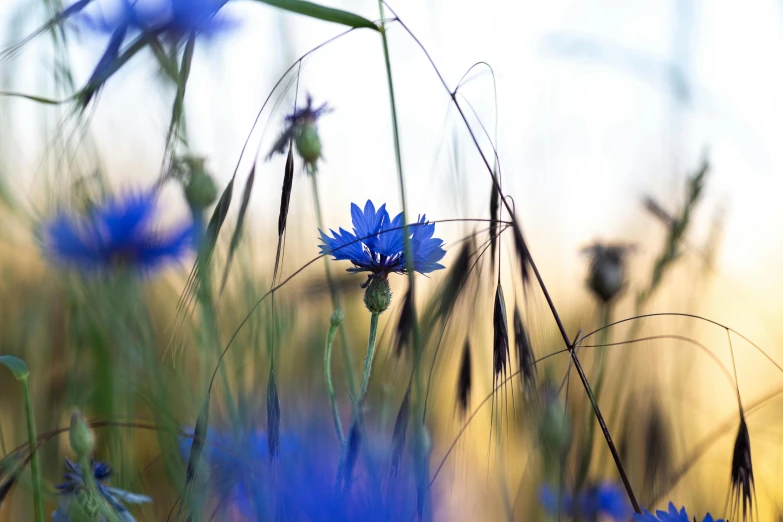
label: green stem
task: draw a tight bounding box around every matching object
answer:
[377,5,431,518]
[308,167,358,402]
[359,313,380,403]
[376,3,421,363]
[325,314,345,445]
[22,378,44,522]
[80,455,122,522]
[193,213,238,426]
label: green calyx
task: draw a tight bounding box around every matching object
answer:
[295,122,322,167]
[363,277,392,315]
[185,168,218,210]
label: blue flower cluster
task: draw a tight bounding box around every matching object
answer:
[52,459,151,521]
[318,200,446,284]
[634,502,723,522]
[540,482,631,521]
[42,190,194,273]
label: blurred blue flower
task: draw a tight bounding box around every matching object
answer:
[540,482,631,520]
[319,200,446,285]
[633,502,723,522]
[79,0,236,39]
[52,459,151,521]
[180,424,419,521]
[42,190,194,272]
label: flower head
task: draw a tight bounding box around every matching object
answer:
[53,459,151,521]
[41,190,194,273]
[540,482,631,521]
[318,200,446,286]
[581,242,634,303]
[634,502,724,522]
[268,94,332,166]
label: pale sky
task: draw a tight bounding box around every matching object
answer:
[3,0,782,290]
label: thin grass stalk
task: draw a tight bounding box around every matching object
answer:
[325,311,345,445]
[193,213,239,427]
[308,165,358,402]
[567,347,640,512]
[576,303,612,492]
[21,377,44,522]
[376,5,429,516]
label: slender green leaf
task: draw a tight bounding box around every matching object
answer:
[0,356,29,381]
[0,91,68,105]
[252,0,378,31]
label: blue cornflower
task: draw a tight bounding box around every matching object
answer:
[180,423,419,521]
[80,0,235,39]
[540,482,631,521]
[41,190,195,272]
[318,200,446,286]
[634,502,724,522]
[52,459,151,521]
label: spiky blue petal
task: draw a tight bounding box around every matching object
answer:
[318,200,446,280]
[633,502,724,522]
[42,190,194,273]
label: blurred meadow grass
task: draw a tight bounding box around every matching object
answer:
[0,1,782,521]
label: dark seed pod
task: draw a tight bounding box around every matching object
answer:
[489,183,500,272]
[513,306,536,394]
[278,145,295,238]
[0,476,17,506]
[643,401,672,496]
[456,340,472,414]
[432,238,473,324]
[390,387,411,477]
[511,222,530,284]
[267,368,281,461]
[729,414,756,521]
[393,288,414,358]
[492,284,510,381]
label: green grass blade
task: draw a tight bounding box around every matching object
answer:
[0,356,43,522]
[251,0,378,30]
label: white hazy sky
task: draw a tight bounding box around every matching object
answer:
[2,0,783,311]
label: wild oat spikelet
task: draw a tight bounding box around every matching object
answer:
[728,414,756,521]
[456,340,472,414]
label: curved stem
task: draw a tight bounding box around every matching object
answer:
[325,315,345,445]
[308,167,358,402]
[359,313,380,403]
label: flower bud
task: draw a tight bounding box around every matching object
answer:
[69,411,95,459]
[584,244,632,303]
[295,122,322,167]
[363,277,392,315]
[185,168,218,210]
